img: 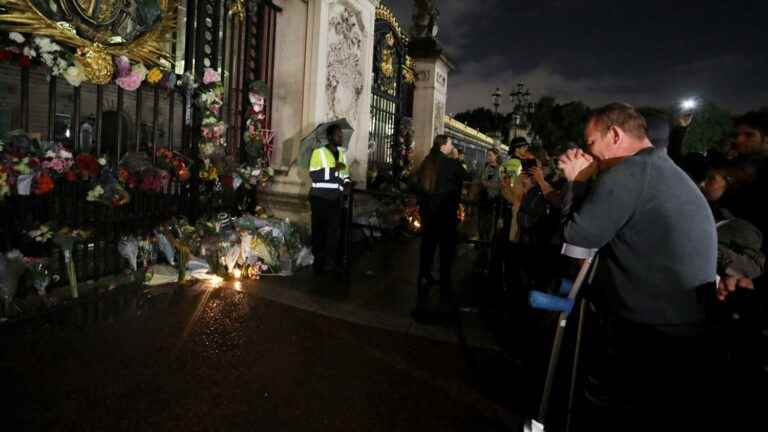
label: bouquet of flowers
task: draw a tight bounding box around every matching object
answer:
[165,218,199,282]
[75,153,103,180]
[1,250,27,318]
[53,227,91,299]
[155,148,191,182]
[117,236,139,272]
[137,237,155,270]
[25,257,58,305]
[87,169,131,207]
[0,165,10,200]
[155,229,176,266]
[40,144,74,178]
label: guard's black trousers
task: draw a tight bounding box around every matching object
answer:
[310,196,342,271]
[418,198,459,305]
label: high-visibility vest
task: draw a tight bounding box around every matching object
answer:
[309,146,349,193]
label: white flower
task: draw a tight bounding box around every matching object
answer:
[86,185,104,202]
[45,150,56,158]
[59,149,73,159]
[33,36,61,53]
[40,52,54,66]
[63,62,86,87]
[132,62,148,81]
[6,249,24,260]
[98,157,107,166]
[8,32,25,44]
[56,57,68,71]
[23,46,36,59]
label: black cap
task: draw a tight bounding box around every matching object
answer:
[508,137,529,155]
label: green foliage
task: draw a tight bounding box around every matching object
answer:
[453,107,509,136]
[682,102,734,153]
[530,97,590,154]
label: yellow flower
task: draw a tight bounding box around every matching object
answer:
[147,67,164,85]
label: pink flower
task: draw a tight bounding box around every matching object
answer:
[50,158,66,173]
[158,170,170,189]
[213,124,226,137]
[116,73,142,91]
[210,104,221,115]
[115,56,131,78]
[249,93,265,112]
[202,68,220,85]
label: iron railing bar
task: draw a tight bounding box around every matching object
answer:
[135,85,143,152]
[152,86,160,160]
[20,68,30,131]
[96,85,103,156]
[48,76,57,141]
[72,86,81,152]
[116,86,124,162]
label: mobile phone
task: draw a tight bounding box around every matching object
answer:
[521,159,536,170]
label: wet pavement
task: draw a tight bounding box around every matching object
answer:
[1,237,543,431]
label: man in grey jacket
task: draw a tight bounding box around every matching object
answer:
[558,103,718,431]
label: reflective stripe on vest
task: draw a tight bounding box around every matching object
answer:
[318,148,330,180]
[312,182,343,190]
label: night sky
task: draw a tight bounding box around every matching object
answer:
[386,0,768,115]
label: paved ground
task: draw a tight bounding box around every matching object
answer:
[1,237,546,431]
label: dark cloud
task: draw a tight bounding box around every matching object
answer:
[384,0,768,114]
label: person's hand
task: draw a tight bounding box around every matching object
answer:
[558,149,597,182]
[716,275,754,301]
[526,165,545,184]
[336,162,347,171]
[676,113,694,128]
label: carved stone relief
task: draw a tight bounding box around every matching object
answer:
[435,71,446,88]
[434,100,445,136]
[326,1,367,122]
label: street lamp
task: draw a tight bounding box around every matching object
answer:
[509,83,533,139]
[491,88,503,138]
[491,87,503,114]
[678,97,699,128]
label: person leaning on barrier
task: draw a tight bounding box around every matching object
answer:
[308,124,351,275]
[409,134,470,321]
[557,103,719,432]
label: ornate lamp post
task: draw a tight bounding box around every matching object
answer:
[491,87,503,139]
[509,83,532,139]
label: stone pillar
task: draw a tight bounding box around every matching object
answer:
[299,0,378,186]
[261,0,379,225]
[410,46,454,166]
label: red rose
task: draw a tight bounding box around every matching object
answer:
[19,55,31,68]
[64,170,78,182]
[34,172,54,195]
[76,154,101,178]
[221,175,234,189]
[177,168,190,182]
[0,50,11,61]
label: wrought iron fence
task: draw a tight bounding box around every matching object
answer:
[0,0,278,289]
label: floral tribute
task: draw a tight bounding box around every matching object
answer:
[0,33,175,90]
[196,67,227,182]
[27,224,91,299]
[0,133,191,206]
[240,80,274,188]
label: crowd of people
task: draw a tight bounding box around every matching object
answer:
[407,104,767,431]
[304,104,767,430]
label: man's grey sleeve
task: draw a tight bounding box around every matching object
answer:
[561,168,644,249]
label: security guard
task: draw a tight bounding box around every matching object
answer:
[308,124,351,274]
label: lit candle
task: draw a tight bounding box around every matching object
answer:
[233,268,242,280]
